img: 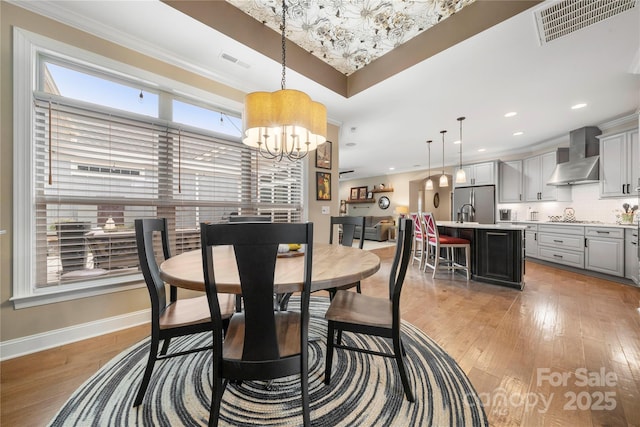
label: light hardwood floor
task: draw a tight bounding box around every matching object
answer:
[2,248,640,426]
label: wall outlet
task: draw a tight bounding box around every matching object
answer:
[321,206,330,214]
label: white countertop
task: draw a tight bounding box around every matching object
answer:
[498,220,638,229]
[438,221,527,230]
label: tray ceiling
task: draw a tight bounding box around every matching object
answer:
[226,0,476,76]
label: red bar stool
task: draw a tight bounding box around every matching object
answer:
[422,212,470,280]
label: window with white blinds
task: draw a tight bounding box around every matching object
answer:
[32,95,303,290]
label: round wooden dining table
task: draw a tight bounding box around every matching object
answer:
[159,243,381,294]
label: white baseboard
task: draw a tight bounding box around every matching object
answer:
[0,309,151,361]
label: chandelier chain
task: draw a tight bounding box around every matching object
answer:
[441,130,446,175]
[459,117,463,167]
[427,140,431,176]
[281,0,287,90]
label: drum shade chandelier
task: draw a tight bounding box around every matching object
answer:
[425,140,434,191]
[455,116,467,184]
[242,0,327,161]
[439,130,449,187]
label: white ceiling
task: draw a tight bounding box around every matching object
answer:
[16,0,640,181]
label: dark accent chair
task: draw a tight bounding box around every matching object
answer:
[132,218,235,408]
[353,215,395,241]
[201,222,314,427]
[327,216,365,296]
[324,218,415,402]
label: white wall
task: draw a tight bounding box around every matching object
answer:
[339,168,455,222]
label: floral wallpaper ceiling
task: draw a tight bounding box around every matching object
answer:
[226,0,476,76]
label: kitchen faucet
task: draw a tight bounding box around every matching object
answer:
[457,203,475,223]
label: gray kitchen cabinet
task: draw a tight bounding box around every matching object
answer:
[523,152,569,202]
[584,227,624,277]
[524,223,538,258]
[599,129,639,198]
[499,160,523,202]
[455,161,495,187]
[536,224,585,268]
[625,228,639,284]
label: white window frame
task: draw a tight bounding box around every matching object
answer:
[12,28,305,309]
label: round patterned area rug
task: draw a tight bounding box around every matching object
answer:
[48,297,487,426]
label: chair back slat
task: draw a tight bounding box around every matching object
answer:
[201,222,314,362]
[135,218,172,317]
[329,216,365,249]
[233,243,280,360]
[228,215,272,223]
[423,212,439,239]
[410,213,423,239]
[389,218,414,302]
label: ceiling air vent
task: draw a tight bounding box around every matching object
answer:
[220,52,251,69]
[535,0,637,45]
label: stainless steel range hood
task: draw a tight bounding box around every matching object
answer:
[547,126,602,186]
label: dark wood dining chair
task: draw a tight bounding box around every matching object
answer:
[324,217,415,402]
[201,222,314,427]
[327,215,366,297]
[132,218,235,408]
[330,215,365,249]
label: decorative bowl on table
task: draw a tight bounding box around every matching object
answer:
[277,243,305,257]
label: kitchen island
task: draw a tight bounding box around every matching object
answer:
[437,221,526,290]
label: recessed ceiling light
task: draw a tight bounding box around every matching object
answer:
[453,139,461,145]
[571,103,587,109]
[478,148,486,152]
[389,167,395,171]
[513,131,524,136]
[504,112,517,118]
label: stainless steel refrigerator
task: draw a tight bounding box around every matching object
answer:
[453,185,496,224]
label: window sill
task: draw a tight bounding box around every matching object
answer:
[11,273,145,309]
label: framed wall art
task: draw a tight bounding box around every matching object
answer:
[357,186,368,200]
[315,141,332,169]
[316,172,331,200]
[350,187,359,200]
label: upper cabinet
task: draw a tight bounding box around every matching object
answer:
[523,152,570,202]
[599,129,639,198]
[498,160,523,203]
[454,161,495,187]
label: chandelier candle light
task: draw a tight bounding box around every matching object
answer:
[242,0,327,161]
[439,130,449,187]
[455,116,466,184]
[425,140,434,191]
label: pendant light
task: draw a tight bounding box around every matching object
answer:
[425,140,434,190]
[242,0,327,161]
[455,116,467,184]
[439,130,449,187]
